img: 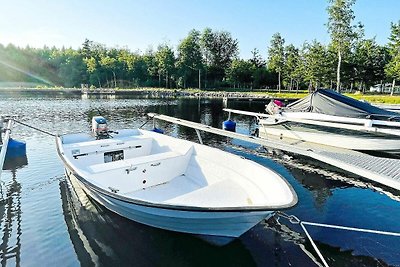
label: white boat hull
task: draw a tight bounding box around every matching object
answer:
[67,170,273,242]
[57,126,296,245]
[258,121,400,154]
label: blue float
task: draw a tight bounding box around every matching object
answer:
[152,128,164,134]
[5,138,27,159]
[223,119,236,132]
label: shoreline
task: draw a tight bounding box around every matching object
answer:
[1,87,400,104]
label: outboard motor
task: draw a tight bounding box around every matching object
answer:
[266,99,284,114]
[92,116,109,138]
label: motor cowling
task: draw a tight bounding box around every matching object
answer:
[92,116,108,138]
[266,99,284,114]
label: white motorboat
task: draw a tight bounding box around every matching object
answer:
[226,90,400,154]
[261,90,400,154]
[56,117,297,245]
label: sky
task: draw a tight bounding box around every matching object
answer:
[0,0,399,59]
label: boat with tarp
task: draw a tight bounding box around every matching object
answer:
[259,89,400,154]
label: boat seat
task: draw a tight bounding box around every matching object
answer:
[88,151,181,174]
[88,146,194,194]
[163,179,253,208]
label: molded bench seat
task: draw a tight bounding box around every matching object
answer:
[66,136,153,155]
[164,179,251,207]
[87,151,181,174]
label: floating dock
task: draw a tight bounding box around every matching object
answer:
[149,113,400,191]
[81,88,116,95]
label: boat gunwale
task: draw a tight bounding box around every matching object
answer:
[56,134,298,213]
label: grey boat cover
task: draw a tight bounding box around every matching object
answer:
[285,89,399,120]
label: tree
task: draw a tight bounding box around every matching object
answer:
[385,21,400,95]
[200,28,239,87]
[177,29,203,88]
[249,48,269,89]
[227,59,254,89]
[100,55,117,87]
[267,33,285,92]
[143,49,159,87]
[82,42,107,87]
[302,40,330,91]
[352,38,388,92]
[284,44,300,90]
[51,48,86,87]
[327,0,360,92]
[155,44,176,88]
[250,48,265,68]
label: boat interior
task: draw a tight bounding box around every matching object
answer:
[60,129,294,209]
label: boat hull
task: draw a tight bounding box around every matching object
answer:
[258,122,400,154]
[66,170,274,243]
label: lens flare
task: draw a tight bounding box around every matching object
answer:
[0,59,54,86]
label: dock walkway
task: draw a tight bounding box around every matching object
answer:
[149,113,400,191]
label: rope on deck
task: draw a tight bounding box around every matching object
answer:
[276,211,400,267]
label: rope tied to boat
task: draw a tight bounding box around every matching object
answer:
[276,211,400,267]
[13,119,56,137]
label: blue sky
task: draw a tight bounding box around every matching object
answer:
[0,0,399,58]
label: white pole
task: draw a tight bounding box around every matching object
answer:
[0,119,13,180]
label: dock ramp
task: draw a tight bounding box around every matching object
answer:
[148,113,400,191]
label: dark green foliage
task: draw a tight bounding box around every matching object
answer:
[0,22,398,92]
[177,29,203,88]
[267,33,285,91]
[385,22,400,84]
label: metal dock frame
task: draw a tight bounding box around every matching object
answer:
[148,113,400,191]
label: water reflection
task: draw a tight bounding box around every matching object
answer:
[1,93,400,266]
[0,155,26,266]
[59,178,258,267]
[263,218,392,267]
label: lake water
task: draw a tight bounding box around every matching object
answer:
[0,92,399,267]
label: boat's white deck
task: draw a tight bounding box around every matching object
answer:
[60,128,297,209]
[124,175,255,208]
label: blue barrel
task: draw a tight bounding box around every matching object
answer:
[152,128,164,134]
[5,138,27,159]
[223,119,236,132]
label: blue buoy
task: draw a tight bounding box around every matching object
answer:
[5,138,27,159]
[223,119,236,132]
[152,128,164,134]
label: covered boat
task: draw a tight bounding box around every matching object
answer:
[56,118,297,244]
[260,89,400,154]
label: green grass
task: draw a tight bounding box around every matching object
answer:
[347,94,400,104]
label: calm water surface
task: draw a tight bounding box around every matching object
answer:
[0,92,400,267]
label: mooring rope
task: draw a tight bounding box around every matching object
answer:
[139,118,150,129]
[14,119,56,137]
[302,221,400,237]
[276,211,400,267]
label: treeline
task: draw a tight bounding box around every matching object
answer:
[0,29,250,89]
[0,4,399,92]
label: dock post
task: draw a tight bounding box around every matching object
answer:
[222,97,228,108]
[195,129,203,145]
